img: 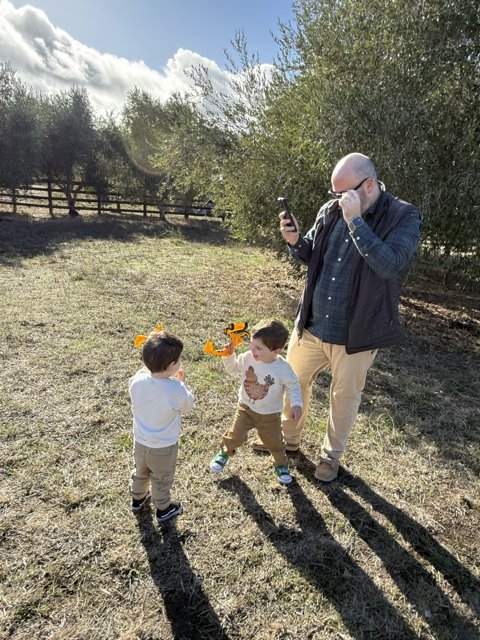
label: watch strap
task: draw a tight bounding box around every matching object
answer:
[348,216,364,232]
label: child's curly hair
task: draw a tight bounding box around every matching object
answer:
[142,330,183,373]
[251,318,289,351]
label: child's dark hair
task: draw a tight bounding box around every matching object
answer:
[251,318,289,351]
[142,330,183,373]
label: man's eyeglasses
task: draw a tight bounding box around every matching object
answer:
[328,177,370,199]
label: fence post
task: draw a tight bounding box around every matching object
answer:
[97,193,101,215]
[47,180,54,217]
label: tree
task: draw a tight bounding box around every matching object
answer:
[40,87,97,216]
[185,32,287,242]
[149,93,231,209]
[190,1,480,256]
[120,89,231,212]
[0,64,42,211]
[119,89,172,209]
[280,0,480,254]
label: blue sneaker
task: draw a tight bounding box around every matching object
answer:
[274,465,292,485]
[209,450,229,473]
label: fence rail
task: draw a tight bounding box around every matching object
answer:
[0,182,229,220]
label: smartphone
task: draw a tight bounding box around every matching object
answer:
[277,196,297,232]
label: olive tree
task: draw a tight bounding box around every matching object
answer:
[190,0,480,257]
[0,64,42,211]
[40,87,97,215]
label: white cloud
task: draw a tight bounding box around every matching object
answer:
[0,0,237,116]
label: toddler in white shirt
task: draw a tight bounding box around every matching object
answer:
[129,329,195,524]
[209,319,302,484]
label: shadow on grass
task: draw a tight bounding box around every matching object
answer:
[219,475,418,640]
[308,332,480,478]
[293,454,480,636]
[135,509,231,640]
[0,213,232,264]
[366,339,479,476]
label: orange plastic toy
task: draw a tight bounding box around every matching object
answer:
[134,325,163,348]
[204,322,250,356]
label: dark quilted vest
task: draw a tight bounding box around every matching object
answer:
[296,191,419,354]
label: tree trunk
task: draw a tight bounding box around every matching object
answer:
[67,196,79,216]
[66,178,79,216]
[158,202,166,221]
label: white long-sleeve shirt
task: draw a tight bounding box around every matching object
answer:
[128,368,195,448]
[223,351,302,415]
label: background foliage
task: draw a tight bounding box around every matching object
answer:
[192,0,479,257]
[0,0,479,266]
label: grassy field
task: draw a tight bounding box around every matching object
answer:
[0,212,479,640]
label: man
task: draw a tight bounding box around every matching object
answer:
[254,153,421,481]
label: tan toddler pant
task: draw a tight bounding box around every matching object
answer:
[221,403,287,466]
[131,441,178,510]
[282,329,377,460]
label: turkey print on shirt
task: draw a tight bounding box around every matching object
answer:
[243,366,275,402]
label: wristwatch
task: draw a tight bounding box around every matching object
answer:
[348,216,364,232]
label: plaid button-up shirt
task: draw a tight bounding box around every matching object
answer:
[307,216,355,343]
[291,196,420,345]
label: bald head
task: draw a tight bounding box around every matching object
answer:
[332,153,377,184]
[330,153,380,213]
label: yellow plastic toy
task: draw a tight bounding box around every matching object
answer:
[204,322,250,357]
[134,325,163,348]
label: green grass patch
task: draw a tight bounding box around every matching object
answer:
[0,213,478,640]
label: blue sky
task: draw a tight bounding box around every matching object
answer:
[1,0,294,114]
[8,0,294,68]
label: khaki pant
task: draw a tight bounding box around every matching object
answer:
[282,330,377,460]
[221,403,287,466]
[131,441,178,510]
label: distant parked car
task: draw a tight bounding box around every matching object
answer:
[193,199,215,216]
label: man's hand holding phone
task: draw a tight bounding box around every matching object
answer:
[278,196,300,245]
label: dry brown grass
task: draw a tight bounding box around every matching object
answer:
[0,211,479,640]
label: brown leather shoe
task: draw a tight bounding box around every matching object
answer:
[314,457,339,482]
[252,440,300,453]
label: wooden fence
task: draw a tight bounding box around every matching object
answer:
[0,182,230,220]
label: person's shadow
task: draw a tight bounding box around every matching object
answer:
[293,453,480,636]
[135,509,231,640]
[219,476,418,639]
